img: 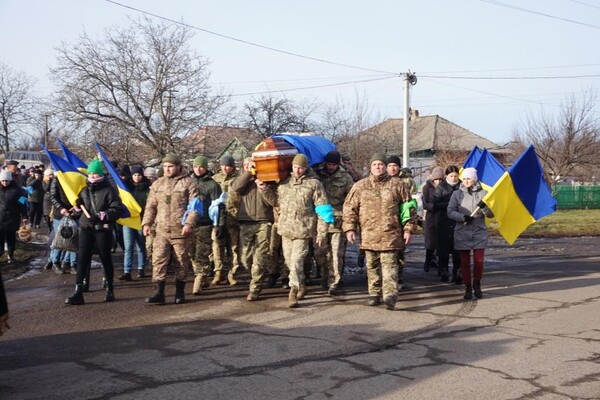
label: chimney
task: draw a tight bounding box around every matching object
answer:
[411,109,420,118]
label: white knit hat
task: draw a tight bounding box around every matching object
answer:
[0,170,13,181]
[461,167,478,181]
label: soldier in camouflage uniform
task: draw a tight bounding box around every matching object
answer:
[386,155,409,287]
[314,151,354,295]
[278,154,330,308]
[142,154,200,305]
[399,167,418,195]
[343,153,417,310]
[189,156,222,295]
[230,158,277,301]
[211,155,241,285]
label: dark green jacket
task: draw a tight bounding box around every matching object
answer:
[191,172,221,225]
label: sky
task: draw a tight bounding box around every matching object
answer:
[1,0,599,145]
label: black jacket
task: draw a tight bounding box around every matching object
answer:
[50,178,72,219]
[75,178,123,231]
[0,182,27,231]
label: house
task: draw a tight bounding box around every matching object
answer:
[183,126,263,163]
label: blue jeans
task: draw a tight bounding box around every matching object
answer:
[49,218,77,266]
[123,226,146,273]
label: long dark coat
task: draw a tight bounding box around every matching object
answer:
[434,180,461,254]
[422,180,439,250]
[0,182,27,231]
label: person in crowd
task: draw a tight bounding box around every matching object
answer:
[5,160,23,187]
[399,167,417,195]
[42,169,54,234]
[422,167,445,279]
[26,168,44,229]
[265,207,287,288]
[0,269,9,337]
[189,155,221,295]
[65,160,123,305]
[447,167,494,300]
[144,167,158,184]
[211,155,241,285]
[0,170,28,264]
[231,157,277,301]
[119,165,150,281]
[343,153,417,310]
[142,154,199,305]
[278,154,331,308]
[315,150,354,295]
[49,169,78,275]
[434,165,462,284]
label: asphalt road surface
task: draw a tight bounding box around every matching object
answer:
[1,234,599,400]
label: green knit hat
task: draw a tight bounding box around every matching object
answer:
[370,153,387,165]
[162,153,181,165]
[193,156,209,169]
[87,159,105,176]
[292,154,309,168]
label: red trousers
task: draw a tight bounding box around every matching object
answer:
[459,249,484,284]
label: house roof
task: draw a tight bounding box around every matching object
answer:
[183,126,263,160]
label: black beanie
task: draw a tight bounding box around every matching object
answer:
[324,150,341,164]
[386,155,401,166]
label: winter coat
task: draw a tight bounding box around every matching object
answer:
[447,182,494,250]
[130,179,150,219]
[26,176,44,203]
[0,182,27,231]
[213,169,240,217]
[190,172,222,226]
[231,171,277,223]
[422,180,439,250]
[434,180,461,254]
[342,173,415,251]
[42,180,53,217]
[142,171,200,237]
[277,168,329,240]
[75,177,123,231]
[50,178,72,220]
[317,166,354,233]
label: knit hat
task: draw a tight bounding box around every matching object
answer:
[162,153,181,165]
[431,167,444,180]
[370,153,387,165]
[461,167,478,181]
[220,155,235,167]
[0,170,12,181]
[324,150,341,165]
[131,165,144,175]
[119,164,131,177]
[44,168,54,176]
[144,167,157,177]
[33,168,43,176]
[386,155,401,166]
[292,154,309,168]
[193,156,209,169]
[87,159,105,176]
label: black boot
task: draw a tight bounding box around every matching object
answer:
[440,266,449,283]
[105,281,115,302]
[145,281,166,304]
[65,284,85,305]
[452,268,463,285]
[174,280,186,304]
[464,284,473,300]
[266,273,280,288]
[473,280,483,299]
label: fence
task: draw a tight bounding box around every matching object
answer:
[553,185,600,209]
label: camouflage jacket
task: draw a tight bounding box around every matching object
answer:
[342,173,416,251]
[231,171,277,223]
[277,168,329,240]
[317,166,355,233]
[142,171,199,238]
[213,169,240,216]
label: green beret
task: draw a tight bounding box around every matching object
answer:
[87,159,105,176]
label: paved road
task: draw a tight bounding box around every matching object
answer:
[1,236,599,399]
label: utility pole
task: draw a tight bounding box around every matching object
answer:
[402,72,417,168]
[44,114,52,149]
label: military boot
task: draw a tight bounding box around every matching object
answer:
[211,271,222,286]
[288,287,298,308]
[473,280,483,299]
[145,281,166,304]
[266,273,280,288]
[192,274,203,295]
[383,295,397,311]
[246,291,260,301]
[227,270,238,286]
[65,284,85,306]
[105,281,115,302]
[297,285,306,300]
[464,284,473,300]
[174,280,186,304]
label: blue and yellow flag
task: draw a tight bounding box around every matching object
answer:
[461,146,482,171]
[57,139,88,173]
[94,143,142,230]
[41,145,87,206]
[473,149,506,191]
[483,145,557,245]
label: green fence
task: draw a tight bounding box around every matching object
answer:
[553,185,600,209]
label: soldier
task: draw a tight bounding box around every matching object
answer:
[189,156,221,295]
[314,151,354,295]
[230,158,277,301]
[399,167,418,195]
[343,153,417,310]
[278,154,332,308]
[142,154,199,305]
[386,155,409,287]
[211,155,241,285]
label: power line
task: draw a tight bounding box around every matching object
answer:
[480,0,600,30]
[215,73,393,86]
[569,0,600,11]
[104,0,401,75]
[420,73,600,80]
[421,63,600,74]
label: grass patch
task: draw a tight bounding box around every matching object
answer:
[489,209,600,238]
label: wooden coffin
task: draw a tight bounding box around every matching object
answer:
[252,137,298,182]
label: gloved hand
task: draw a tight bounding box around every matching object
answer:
[464,214,474,223]
[88,214,100,224]
[477,200,487,209]
[215,226,226,240]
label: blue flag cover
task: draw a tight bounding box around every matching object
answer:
[94,143,142,230]
[272,134,336,166]
[41,144,87,206]
[483,145,557,245]
[57,139,88,172]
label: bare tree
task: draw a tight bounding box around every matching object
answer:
[51,17,228,159]
[0,63,38,154]
[513,90,600,183]
[243,95,307,137]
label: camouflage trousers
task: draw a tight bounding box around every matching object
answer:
[314,231,346,288]
[151,234,191,282]
[190,225,213,278]
[281,237,310,290]
[145,228,156,269]
[365,250,399,300]
[213,218,242,274]
[239,222,272,293]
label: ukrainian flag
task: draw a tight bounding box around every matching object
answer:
[57,139,88,173]
[41,145,87,206]
[483,145,557,245]
[472,149,506,192]
[462,146,483,171]
[94,143,142,230]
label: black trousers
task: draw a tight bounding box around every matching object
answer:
[76,229,115,286]
[28,202,43,226]
[0,229,16,258]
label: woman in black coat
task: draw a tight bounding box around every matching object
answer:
[0,170,28,263]
[433,165,462,284]
[421,167,445,275]
[65,160,123,305]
